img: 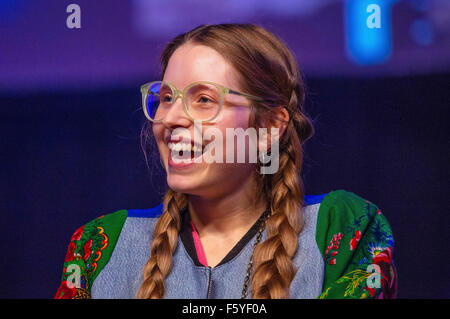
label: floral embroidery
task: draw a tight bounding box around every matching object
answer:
[64,242,76,262]
[324,232,343,265]
[70,225,84,242]
[55,218,110,299]
[90,226,108,272]
[335,268,374,297]
[349,230,362,251]
[370,246,396,298]
[55,209,128,299]
[323,244,396,299]
[55,281,76,299]
[317,191,397,299]
[83,239,93,262]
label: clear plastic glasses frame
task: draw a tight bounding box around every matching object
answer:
[140,80,264,123]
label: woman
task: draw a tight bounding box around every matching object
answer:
[55,23,397,299]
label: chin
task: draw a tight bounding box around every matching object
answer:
[166,174,202,194]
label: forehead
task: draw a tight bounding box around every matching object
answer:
[163,43,241,91]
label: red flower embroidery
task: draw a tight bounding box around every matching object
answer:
[54,281,76,299]
[64,242,76,262]
[349,230,362,251]
[83,239,93,262]
[371,247,396,299]
[70,226,84,242]
[325,233,343,265]
[372,246,393,264]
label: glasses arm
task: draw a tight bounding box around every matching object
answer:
[226,88,264,102]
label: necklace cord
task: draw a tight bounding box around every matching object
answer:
[240,207,271,299]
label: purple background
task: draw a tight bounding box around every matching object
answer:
[1,0,450,92]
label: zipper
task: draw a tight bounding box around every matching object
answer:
[206,266,213,299]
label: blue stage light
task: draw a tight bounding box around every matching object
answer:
[345,0,397,65]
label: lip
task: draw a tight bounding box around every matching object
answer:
[168,150,200,170]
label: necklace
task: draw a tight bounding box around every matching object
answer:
[240,208,271,299]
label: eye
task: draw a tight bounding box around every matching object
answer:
[197,95,216,104]
[198,96,213,103]
[162,94,173,103]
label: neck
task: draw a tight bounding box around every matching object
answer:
[187,176,267,237]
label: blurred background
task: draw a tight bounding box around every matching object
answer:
[0,0,449,298]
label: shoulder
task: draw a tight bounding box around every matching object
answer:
[305,189,395,268]
[73,203,164,260]
[126,203,164,219]
[55,203,164,299]
[303,190,380,227]
[313,189,379,212]
[313,189,392,247]
[72,202,164,253]
[310,190,396,298]
[302,190,387,249]
[77,203,164,243]
[305,190,384,228]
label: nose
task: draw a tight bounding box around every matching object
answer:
[161,94,192,128]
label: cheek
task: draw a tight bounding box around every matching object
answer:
[152,123,159,139]
[152,124,167,160]
[152,124,164,145]
[214,109,254,163]
[217,108,251,131]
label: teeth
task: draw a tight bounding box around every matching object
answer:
[168,142,202,152]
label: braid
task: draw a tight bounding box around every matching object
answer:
[251,130,304,298]
[250,80,312,298]
[136,189,187,298]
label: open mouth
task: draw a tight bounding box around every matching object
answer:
[168,141,208,163]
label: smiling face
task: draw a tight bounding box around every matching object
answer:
[152,42,258,198]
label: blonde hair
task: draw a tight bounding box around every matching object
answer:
[137,23,314,299]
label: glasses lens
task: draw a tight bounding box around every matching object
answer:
[145,82,172,121]
[186,83,221,121]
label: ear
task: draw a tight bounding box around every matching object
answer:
[257,106,289,152]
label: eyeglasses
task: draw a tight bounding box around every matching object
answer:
[140,80,264,123]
